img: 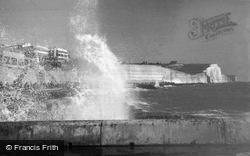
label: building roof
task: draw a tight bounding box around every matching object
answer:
[35,45,50,52]
[166,63,211,75]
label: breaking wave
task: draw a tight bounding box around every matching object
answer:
[62,34,129,120]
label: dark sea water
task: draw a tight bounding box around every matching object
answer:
[130,82,250,119]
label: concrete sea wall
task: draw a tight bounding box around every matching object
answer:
[0,118,249,146]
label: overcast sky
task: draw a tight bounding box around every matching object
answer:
[0,0,249,81]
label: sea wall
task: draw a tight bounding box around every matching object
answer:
[0,118,249,145]
[0,121,101,145]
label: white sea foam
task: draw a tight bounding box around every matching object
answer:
[62,0,130,119]
[64,34,129,119]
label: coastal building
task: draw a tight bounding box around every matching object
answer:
[0,43,71,84]
[49,48,69,63]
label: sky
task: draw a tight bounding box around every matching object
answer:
[0,0,249,81]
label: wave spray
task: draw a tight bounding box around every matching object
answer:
[65,0,129,120]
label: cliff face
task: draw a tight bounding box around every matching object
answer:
[205,64,226,83]
[167,70,207,84]
[0,64,79,84]
[44,68,78,83]
[123,64,168,83]
[123,64,208,84]
[123,64,231,84]
[0,66,38,84]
